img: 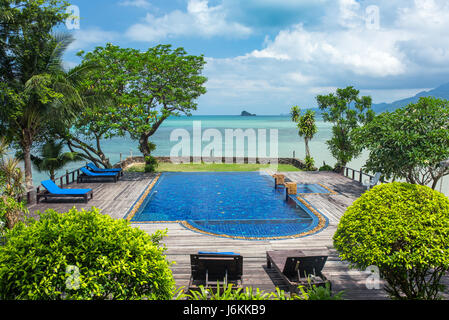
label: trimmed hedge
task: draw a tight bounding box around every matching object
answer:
[333,182,449,299]
[0,207,175,300]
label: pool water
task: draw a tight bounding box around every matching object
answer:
[298,184,331,194]
[131,172,326,239]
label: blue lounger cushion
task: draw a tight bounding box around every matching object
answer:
[198,251,239,256]
[87,162,122,172]
[41,180,91,195]
[80,167,118,177]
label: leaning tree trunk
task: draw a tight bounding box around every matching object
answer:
[304,138,311,159]
[65,136,112,169]
[139,134,151,163]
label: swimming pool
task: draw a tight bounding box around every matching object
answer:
[128,172,328,240]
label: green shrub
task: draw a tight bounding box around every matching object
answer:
[298,282,344,300]
[178,282,343,300]
[144,155,158,173]
[333,182,449,300]
[0,195,28,232]
[0,207,175,300]
[181,284,295,300]
[319,162,333,172]
[304,155,315,171]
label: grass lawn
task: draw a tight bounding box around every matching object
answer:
[126,162,302,172]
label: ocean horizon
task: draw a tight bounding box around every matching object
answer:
[26,115,449,196]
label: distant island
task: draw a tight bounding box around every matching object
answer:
[241,111,256,116]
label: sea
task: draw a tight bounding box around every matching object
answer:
[27,115,449,196]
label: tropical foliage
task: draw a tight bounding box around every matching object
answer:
[0,195,28,233]
[72,43,207,170]
[177,281,343,300]
[352,97,449,189]
[316,86,374,171]
[333,182,449,300]
[30,139,82,181]
[290,106,318,170]
[0,139,27,231]
[0,207,175,300]
[0,0,83,189]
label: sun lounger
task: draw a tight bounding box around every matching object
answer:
[37,180,93,203]
[87,162,123,176]
[266,249,330,293]
[77,167,119,183]
[188,252,243,292]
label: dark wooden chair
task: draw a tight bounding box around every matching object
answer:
[188,252,243,293]
[266,249,331,293]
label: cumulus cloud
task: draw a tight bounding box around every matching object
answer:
[247,24,407,77]
[125,0,252,42]
[197,0,449,112]
[241,0,449,78]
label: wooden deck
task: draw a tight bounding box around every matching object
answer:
[28,171,447,300]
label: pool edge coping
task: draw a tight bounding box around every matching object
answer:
[127,172,330,240]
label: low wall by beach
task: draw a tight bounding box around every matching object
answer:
[115,156,309,170]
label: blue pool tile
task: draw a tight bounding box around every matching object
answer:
[131,172,326,239]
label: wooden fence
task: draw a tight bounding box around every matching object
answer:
[341,166,385,184]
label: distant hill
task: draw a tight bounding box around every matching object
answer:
[301,82,449,115]
[241,110,256,116]
[372,82,449,113]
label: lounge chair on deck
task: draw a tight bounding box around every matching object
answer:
[188,252,243,292]
[37,180,93,203]
[363,172,382,190]
[77,167,119,183]
[266,249,330,293]
[87,162,123,176]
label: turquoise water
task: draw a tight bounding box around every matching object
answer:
[27,115,448,196]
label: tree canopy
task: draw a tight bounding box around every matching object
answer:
[352,97,449,189]
[316,86,374,170]
[74,44,207,166]
[0,0,81,189]
[334,182,449,299]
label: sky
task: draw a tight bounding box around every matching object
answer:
[62,0,449,115]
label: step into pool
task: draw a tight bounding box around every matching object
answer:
[127,172,328,240]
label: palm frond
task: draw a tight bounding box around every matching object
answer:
[46,32,75,74]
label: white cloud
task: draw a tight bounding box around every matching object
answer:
[196,0,449,113]
[125,0,252,42]
[239,0,449,78]
[247,24,407,77]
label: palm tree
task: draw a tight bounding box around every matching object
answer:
[1,31,87,191]
[290,106,318,158]
[290,106,318,170]
[31,140,83,181]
